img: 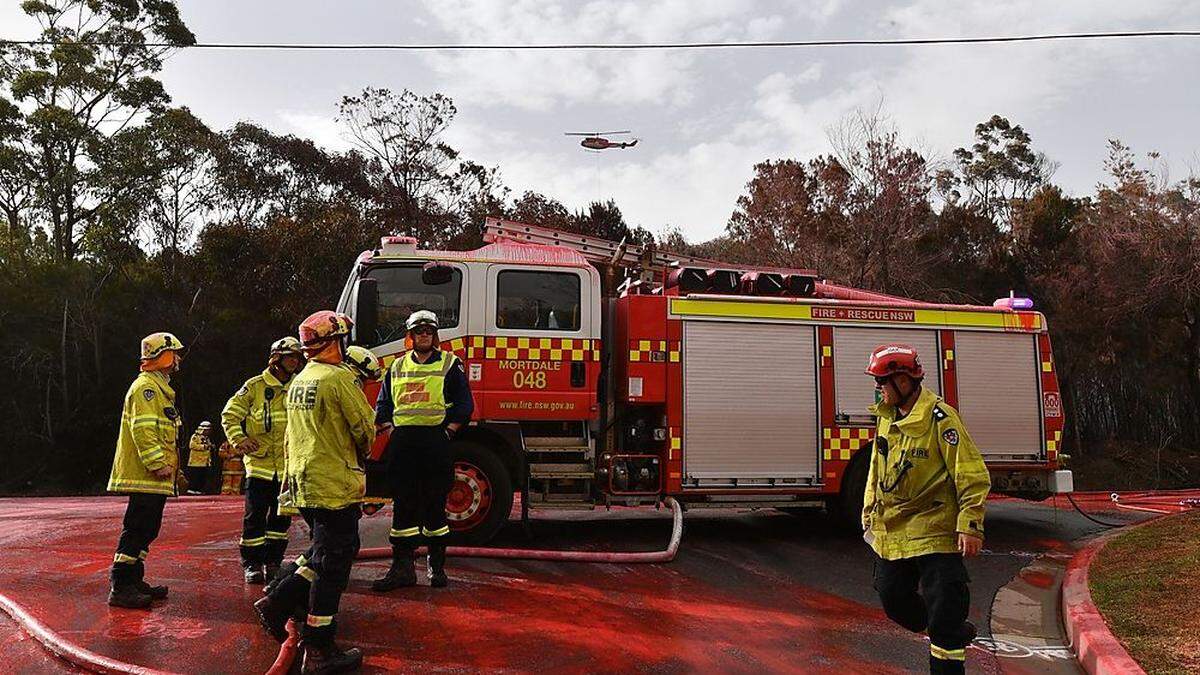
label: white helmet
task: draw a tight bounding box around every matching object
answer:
[406,310,439,332]
[345,345,384,382]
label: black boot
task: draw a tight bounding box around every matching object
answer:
[300,640,363,674]
[133,561,168,600]
[264,560,298,596]
[108,584,153,609]
[428,542,447,588]
[264,562,282,585]
[253,596,291,643]
[245,565,265,584]
[371,548,416,592]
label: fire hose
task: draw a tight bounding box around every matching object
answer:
[265,496,684,674]
[0,591,178,675]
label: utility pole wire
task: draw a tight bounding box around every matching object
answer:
[1,30,1200,51]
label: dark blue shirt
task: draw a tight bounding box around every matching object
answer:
[375,350,474,427]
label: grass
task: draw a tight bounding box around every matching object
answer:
[1089,510,1200,675]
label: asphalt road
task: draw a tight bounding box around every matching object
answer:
[0,495,1148,673]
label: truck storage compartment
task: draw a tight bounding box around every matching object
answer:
[954,331,1043,461]
[832,327,940,419]
[682,320,819,488]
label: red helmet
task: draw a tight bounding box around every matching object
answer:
[865,343,924,379]
[299,310,353,347]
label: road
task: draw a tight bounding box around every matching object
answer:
[0,495,1148,673]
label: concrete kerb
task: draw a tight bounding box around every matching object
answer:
[1061,518,1163,675]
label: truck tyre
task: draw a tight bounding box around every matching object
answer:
[832,446,871,533]
[446,440,513,546]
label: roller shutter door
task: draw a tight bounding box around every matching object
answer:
[833,327,940,417]
[682,321,819,487]
[954,332,1043,460]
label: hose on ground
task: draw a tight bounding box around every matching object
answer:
[1064,493,1127,528]
[0,591,178,675]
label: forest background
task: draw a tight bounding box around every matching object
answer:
[2,1,1197,493]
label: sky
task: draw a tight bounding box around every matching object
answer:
[4,0,1200,242]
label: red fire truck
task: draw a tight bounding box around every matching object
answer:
[338,218,1073,543]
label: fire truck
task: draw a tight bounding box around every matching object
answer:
[338,217,1073,544]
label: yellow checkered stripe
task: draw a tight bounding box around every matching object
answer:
[380,336,601,367]
[822,427,874,461]
[468,336,600,362]
[1046,429,1062,455]
[628,340,680,363]
[668,427,682,459]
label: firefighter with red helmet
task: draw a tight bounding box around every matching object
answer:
[863,343,989,675]
[106,332,186,609]
[254,311,375,674]
[371,309,474,592]
[221,337,306,584]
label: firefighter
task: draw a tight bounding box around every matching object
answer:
[862,344,990,675]
[106,332,185,609]
[218,441,243,495]
[263,345,384,599]
[222,337,307,584]
[371,310,473,592]
[185,421,214,494]
[254,311,374,673]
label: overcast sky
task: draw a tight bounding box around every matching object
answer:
[4,1,1200,241]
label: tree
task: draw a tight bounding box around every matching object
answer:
[936,115,1056,229]
[0,0,195,260]
[337,87,501,246]
[139,107,218,265]
[509,191,573,231]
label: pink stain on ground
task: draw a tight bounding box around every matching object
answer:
[0,497,920,673]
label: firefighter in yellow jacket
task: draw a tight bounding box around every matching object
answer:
[254,311,374,673]
[185,421,214,494]
[862,344,990,675]
[222,337,306,584]
[106,332,185,609]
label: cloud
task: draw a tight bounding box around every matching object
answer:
[414,0,789,110]
[277,110,351,151]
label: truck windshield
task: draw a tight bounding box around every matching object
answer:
[363,264,462,346]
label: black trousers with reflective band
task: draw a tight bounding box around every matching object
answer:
[298,506,361,643]
[111,493,167,585]
[873,552,973,674]
[241,476,291,567]
[386,426,453,547]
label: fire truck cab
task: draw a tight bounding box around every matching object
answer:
[338,218,1073,543]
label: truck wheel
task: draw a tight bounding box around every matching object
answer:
[446,440,513,545]
[833,446,871,533]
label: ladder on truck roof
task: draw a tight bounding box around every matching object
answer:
[483,216,818,277]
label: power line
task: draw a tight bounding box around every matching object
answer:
[1,30,1200,51]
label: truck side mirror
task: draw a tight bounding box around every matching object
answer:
[353,277,378,346]
[422,262,454,286]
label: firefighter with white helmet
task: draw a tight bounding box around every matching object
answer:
[106,332,186,609]
[254,311,375,674]
[371,309,474,592]
[344,345,384,384]
[185,421,215,494]
[222,336,306,584]
[862,343,990,675]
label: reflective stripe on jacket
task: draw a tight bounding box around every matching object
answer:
[108,370,180,496]
[221,369,289,480]
[284,361,376,510]
[389,351,459,427]
[862,387,990,560]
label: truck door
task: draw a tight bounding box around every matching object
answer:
[483,265,597,420]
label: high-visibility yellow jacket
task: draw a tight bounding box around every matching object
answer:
[187,432,213,467]
[108,370,180,496]
[862,387,990,560]
[388,351,460,427]
[221,368,290,481]
[284,361,375,510]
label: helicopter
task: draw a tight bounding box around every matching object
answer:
[564,130,639,150]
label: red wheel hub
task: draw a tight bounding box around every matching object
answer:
[446,461,493,531]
